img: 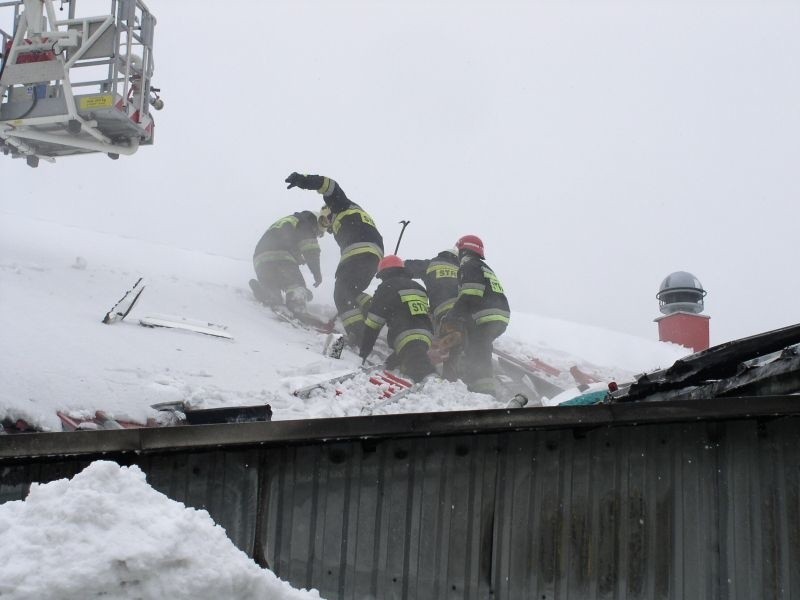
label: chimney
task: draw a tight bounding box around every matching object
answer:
[654,271,710,352]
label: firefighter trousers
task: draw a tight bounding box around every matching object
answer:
[386,339,436,383]
[254,260,308,308]
[334,253,380,344]
[463,321,507,396]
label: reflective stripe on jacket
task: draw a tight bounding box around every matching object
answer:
[450,255,510,326]
[314,178,384,262]
[253,212,322,280]
[360,268,433,359]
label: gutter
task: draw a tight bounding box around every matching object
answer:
[1,395,799,462]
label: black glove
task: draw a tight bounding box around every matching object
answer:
[313,275,322,288]
[286,172,327,191]
[385,352,400,369]
[285,172,309,190]
[286,172,324,191]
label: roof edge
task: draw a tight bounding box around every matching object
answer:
[2,396,799,461]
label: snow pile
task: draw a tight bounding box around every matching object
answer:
[0,461,322,600]
[299,370,500,417]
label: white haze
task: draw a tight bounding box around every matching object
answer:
[2,0,798,345]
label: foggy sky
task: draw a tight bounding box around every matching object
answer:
[2,0,799,345]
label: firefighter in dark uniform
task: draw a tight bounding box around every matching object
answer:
[443,235,510,396]
[404,248,459,334]
[251,210,323,315]
[285,172,384,345]
[405,248,460,379]
[359,255,436,382]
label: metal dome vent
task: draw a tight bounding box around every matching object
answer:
[657,271,706,315]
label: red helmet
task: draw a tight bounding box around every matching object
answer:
[456,235,485,258]
[377,254,404,274]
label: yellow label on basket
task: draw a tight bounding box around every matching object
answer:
[79,95,113,110]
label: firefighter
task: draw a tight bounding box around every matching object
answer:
[442,235,510,396]
[285,172,384,345]
[405,248,461,380]
[359,255,436,382]
[250,210,323,316]
[404,248,459,334]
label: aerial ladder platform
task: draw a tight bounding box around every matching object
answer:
[0,0,161,167]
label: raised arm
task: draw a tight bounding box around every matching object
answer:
[285,172,350,212]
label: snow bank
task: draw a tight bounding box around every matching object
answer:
[505,311,687,379]
[0,461,322,600]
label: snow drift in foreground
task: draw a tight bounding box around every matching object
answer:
[0,212,689,431]
[0,461,322,600]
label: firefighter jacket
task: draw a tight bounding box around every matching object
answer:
[308,176,384,266]
[449,254,510,327]
[405,250,459,323]
[360,267,434,359]
[253,211,322,282]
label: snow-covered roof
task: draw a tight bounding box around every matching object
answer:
[0,212,688,432]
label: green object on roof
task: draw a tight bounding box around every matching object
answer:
[559,389,608,406]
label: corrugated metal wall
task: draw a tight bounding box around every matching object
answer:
[1,415,799,599]
[257,417,800,599]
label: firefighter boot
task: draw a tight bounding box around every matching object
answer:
[285,286,312,316]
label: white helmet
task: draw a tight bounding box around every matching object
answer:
[317,206,333,235]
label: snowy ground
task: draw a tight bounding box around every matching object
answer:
[0,211,688,431]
